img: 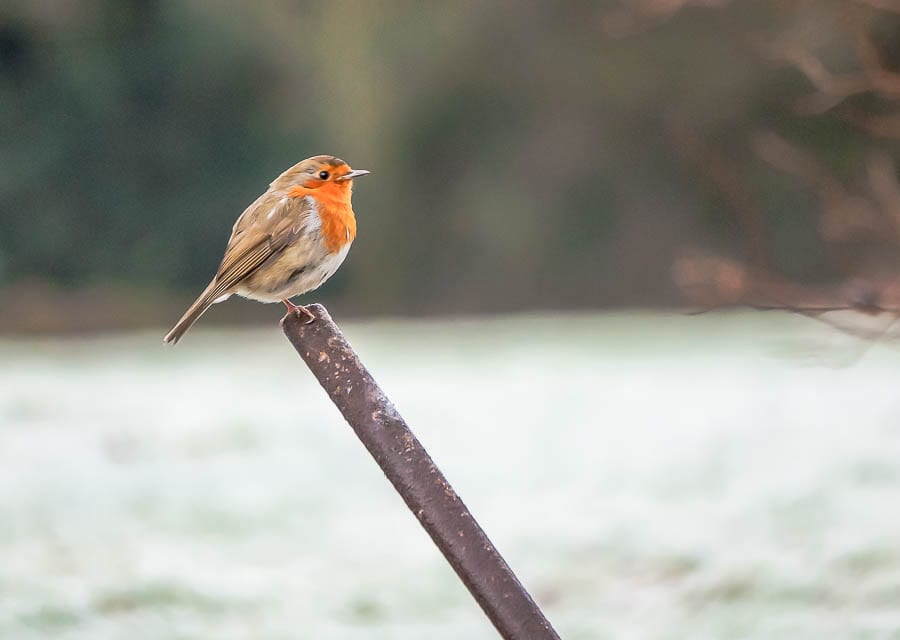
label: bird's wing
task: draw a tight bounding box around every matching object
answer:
[207,193,316,300]
[163,193,316,343]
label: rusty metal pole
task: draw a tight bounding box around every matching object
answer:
[282,304,560,640]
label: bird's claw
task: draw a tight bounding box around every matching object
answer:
[297,306,316,324]
[281,299,316,325]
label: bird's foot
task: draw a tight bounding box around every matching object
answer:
[281,299,316,324]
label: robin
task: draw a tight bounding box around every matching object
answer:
[163,155,369,344]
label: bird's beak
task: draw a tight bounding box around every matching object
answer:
[337,169,370,182]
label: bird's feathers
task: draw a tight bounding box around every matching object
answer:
[163,154,364,344]
[163,194,317,344]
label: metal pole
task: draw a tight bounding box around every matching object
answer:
[282,305,561,640]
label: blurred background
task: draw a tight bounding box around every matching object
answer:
[2,1,900,638]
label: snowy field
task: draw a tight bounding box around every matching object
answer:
[1,311,899,639]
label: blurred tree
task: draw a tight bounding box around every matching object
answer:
[1,0,897,330]
[0,0,306,288]
[659,1,900,327]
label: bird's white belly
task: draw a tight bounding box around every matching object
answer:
[298,242,352,294]
[237,241,352,303]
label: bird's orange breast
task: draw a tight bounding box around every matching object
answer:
[288,184,357,253]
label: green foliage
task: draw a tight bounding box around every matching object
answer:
[1,2,897,313]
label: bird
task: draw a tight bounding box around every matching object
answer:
[163,155,369,344]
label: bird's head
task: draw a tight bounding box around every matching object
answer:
[273,155,370,198]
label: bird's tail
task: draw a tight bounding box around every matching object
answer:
[164,281,218,344]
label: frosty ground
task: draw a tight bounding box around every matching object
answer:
[1,312,898,639]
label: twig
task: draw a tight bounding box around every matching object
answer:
[851,0,900,13]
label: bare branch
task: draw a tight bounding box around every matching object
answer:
[866,152,900,241]
[672,252,900,345]
[850,0,900,15]
[668,121,770,268]
[601,0,730,37]
[752,131,886,245]
[841,109,900,140]
[756,11,900,113]
[852,13,900,98]
[756,38,872,112]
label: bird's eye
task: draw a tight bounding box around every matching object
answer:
[318,171,330,180]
